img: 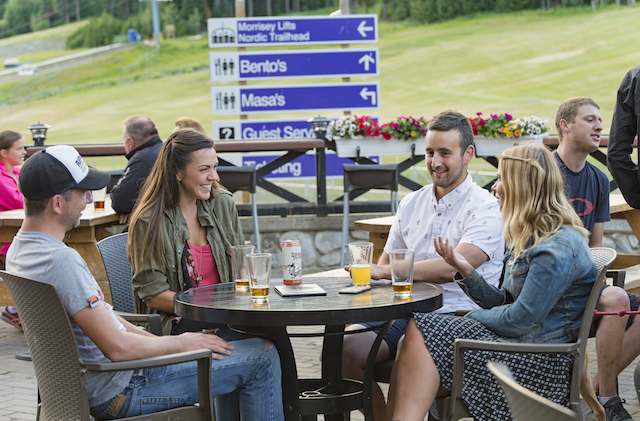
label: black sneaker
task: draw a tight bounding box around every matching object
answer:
[603,396,633,421]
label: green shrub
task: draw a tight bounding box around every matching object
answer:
[186,8,202,35]
[495,0,538,12]
[3,0,39,36]
[30,13,49,32]
[66,13,123,49]
[122,11,153,40]
[388,0,413,20]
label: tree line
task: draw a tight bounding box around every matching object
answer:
[0,0,335,41]
[0,0,634,45]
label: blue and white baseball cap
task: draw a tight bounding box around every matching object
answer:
[19,145,110,200]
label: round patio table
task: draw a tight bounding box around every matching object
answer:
[174,272,443,421]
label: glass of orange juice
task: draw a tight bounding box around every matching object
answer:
[348,242,374,286]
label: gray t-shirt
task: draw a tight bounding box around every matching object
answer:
[6,230,133,407]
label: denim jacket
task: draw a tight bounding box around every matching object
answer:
[457,226,596,344]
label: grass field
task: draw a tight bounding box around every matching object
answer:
[0,5,637,201]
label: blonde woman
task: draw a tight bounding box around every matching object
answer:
[387,143,597,421]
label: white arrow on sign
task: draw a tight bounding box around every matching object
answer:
[358,54,375,71]
[360,87,376,105]
[357,21,374,37]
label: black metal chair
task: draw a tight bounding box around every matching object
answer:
[341,164,399,267]
[217,165,261,252]
[106,169,124,193]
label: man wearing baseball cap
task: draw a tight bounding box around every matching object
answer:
[6,145,283,420]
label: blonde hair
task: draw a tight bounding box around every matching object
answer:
[499,143,588,257]
[174,116,207,135]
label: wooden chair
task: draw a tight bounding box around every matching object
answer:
[97,233,162,335]
[488,361,578,421]
[428,247,616,421]
[1,270,214,421]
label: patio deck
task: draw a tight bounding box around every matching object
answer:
[1,321,639,420]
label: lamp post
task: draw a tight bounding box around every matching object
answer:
[307,116,332,208]
[307,116,333,150]
[28,122,51,147]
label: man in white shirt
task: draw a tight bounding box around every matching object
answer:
[342,110,504,420]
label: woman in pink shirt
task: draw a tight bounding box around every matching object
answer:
[0,130,26,330]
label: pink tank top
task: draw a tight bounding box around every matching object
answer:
[187,242,220,286]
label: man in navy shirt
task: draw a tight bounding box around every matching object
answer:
[555,97,638,421]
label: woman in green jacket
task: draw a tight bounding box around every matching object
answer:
[128,129,245,335]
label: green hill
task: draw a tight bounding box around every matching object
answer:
[0,5,638,148]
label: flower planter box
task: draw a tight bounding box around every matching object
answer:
[334,137,424,158]
[474,133,548,157]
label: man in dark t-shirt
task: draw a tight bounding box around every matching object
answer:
[554,152,610,239]
[555,97,637,421]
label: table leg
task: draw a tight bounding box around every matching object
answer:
[368,232,387,264]
[623,210,640,243]
[323,325,347,421]
[264,326,300,421]
[362,320,393,421]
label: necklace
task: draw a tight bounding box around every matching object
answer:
[193,246,203,284]
[192,225,206,284]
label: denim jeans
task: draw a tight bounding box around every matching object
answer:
[91,338,284,421]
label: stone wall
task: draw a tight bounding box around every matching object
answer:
[603,219,640,254]
[240,213,382,275]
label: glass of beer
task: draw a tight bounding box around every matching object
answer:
[348,242,374,287]
[389,249,414,297]
[230,245,255,292]
[246,253,272,302]
[93,187,106,212]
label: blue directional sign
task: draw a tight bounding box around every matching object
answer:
[241,153,380,179]
[211,82,380,116]
[207,15,378,48]
[209,48,379,82]
[212,118,315,140]
[212,116,380,140]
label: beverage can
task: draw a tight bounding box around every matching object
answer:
[282,239,302,285]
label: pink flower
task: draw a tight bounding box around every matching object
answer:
[382,132,391,140]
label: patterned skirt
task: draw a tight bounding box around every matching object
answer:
[413,313,574,421]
